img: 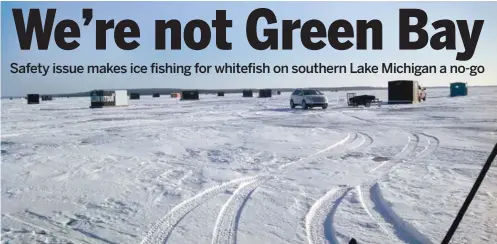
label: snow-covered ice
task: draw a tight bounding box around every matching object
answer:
[1,87,496,244]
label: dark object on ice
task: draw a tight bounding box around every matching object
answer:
[441,142,497,244]
[66,219,78,226]
[259,89,272,98]
[242,90,253,97]
[341,152,363,160]
[153,93,160,98]
[348,95,378,107]
[27,94,40,104]
[90,89,128,108]
[41,95,52,101]
[218,92,225,97]
[90,90,114,108]
[388,80,425,104]
[277,91,281,95]
[181,90,199,100]
[349,238,358,244]
[35,229,47,235]
[372,156,389,162]
[130,93,140,100]
[450,82,468,97]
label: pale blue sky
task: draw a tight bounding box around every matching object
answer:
[2,1,496,96]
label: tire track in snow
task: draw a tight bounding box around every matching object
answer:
[369,183,434,244]
[357,133,439,244]
[211,175,271,244]
[356,133,420,242]
[303,132,374,244]
[351,132,374,151]
[416,132,440,160]
[341,112,374,124]
[277,133,355,171]
[209,133,362,244]
[355,185,396,240]
[141,133,357,244]
[348,133,365,151]
[139,176,258,244]
[370,133,420,173]
[387,132,440,179]
[305,187,350,244]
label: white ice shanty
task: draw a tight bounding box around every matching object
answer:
[90,90,128,108]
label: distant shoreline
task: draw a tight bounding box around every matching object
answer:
[2,85,496,99]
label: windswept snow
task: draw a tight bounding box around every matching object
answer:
[2,88,497,244]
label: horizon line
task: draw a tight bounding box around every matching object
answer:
[3,85,496,98]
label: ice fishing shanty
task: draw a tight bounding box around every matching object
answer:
[243,90,253,97]
[170,92,181,98]
[181,90,199,100]
[388,80,422,104]
[153,93,160,98]
[259,89,272,98]
[450,82,468,97]
[217,92,225,97]
[27,94,40,104]
[129,93,140,100]
[90,90,128,108]
[41,95,53,101]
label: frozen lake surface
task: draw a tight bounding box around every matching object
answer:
[2,87,497,244]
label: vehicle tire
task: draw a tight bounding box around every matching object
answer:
[365,101,371,107]
[290,100,296,109]
[302,100,308,109]
[322,104,328,109]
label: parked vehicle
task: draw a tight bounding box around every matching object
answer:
[419,85,427,101]
[290,89,328,109]
[348,95,378,107]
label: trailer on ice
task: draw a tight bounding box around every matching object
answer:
[348,95,381,107]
